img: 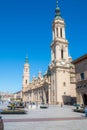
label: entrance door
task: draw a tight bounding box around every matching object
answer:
[83,94,87,105]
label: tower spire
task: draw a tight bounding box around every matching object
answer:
[25,54,28,64]
[56,0,58,8]
[55,0,61,19]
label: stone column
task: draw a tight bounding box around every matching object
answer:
[77,92,80,104]
[80,93,84,105]
[37,89,39,104]
[62,27,65,39]
[55,70,58,104]
[43,89,46,104]
[58,27,60,37]
[48,85,51,104]
[31,90,34,102]
[55,28,56,38]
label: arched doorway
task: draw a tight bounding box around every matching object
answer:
[83,94,87,105]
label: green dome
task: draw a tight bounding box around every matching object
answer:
[55,0,61,19]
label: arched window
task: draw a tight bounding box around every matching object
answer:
[80,73,84,80]
[60,28,62,38]
[61,49,63,59]
[63,82,66,86]
[56,28,58,37]
[26,68,28,72]
[26,80,27,84]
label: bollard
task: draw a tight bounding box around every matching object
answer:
[0,116,4,130]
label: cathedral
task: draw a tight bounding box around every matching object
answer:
[22,1,76,105]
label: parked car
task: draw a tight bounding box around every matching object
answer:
[73,103,80,109]
[40,103,48,109]
[0,117,4,130]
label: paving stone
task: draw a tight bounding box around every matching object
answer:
[0,104,87,130]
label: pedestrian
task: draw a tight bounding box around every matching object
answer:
[61,103,63,107]
[84,105,87,117]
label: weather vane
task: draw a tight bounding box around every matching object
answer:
[56,0,58,7]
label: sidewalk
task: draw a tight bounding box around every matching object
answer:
[1,105,87,130]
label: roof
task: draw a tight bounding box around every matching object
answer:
[72,54,87,64]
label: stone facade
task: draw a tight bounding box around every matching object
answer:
[22,1,76,105]
[22,69,51,104]
[14,91,22,101]
[0,92,14,102]
[72,54,87,105]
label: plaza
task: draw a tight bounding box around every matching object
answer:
[1,104,87,130]
[0,0,87,130]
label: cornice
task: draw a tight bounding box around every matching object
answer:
[51,39,68,48]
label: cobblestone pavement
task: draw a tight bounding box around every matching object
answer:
[0,104,87,130]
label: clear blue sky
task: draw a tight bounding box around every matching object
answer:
[0,0,87,93]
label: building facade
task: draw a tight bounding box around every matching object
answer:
[0,92,14,102]
[14,91,22,101]
[72,54,87,105]
[22,1,76,105]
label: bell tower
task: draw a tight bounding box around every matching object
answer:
[50,0,72,104]
[51,0,69,65]
[22,55,30,92]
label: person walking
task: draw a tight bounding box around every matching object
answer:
[84,105,87,117]
[61,103,63,107]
